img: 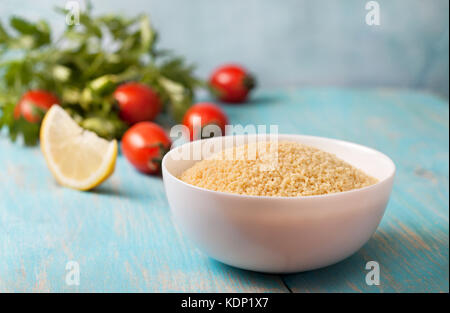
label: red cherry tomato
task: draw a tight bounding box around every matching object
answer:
[17,90,60,123]
[182,102,229,141]
[209,64,256,103]
[114,82,161,125]
[121,122,171,174]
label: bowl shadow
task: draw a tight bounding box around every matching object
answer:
[204,224,419,292]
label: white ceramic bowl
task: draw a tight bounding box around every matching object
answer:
[162,134,395,273]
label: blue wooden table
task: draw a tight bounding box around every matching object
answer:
[0,88,448,292]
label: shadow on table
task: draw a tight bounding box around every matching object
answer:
[247,94,282,106]
[270,224,434,292]
[204,227,413,293]
[219,93,282,108]
[207,249,373,293]
[206,258,289,292]
[90,183,142,200]
[281,252,369,293]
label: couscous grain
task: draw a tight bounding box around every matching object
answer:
[179,141,378,197]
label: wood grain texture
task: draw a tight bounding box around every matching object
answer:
[0,88,448,292]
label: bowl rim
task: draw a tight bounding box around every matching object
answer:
[162,134,396,201]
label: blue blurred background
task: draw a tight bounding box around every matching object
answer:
[1,0,449,98]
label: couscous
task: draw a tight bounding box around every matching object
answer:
[179,141,378,197]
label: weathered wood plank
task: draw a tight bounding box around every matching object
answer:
[0,137,287,292]
[0,88,448,292]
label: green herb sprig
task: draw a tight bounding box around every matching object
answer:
[0,3,202,145]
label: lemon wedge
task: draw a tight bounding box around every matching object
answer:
[40,105,117,190]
